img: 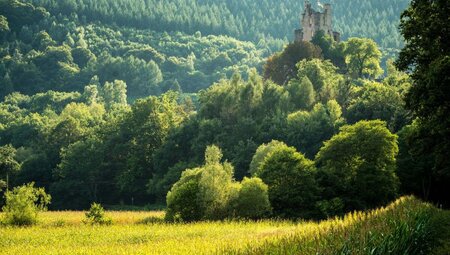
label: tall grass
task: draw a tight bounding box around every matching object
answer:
[225,196,438,255]
[0,196,445,255]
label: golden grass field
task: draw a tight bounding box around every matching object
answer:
[0,196,449,255]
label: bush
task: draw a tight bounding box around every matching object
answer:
[233,177,271,219]
[165,168,203,222]
[257,146,320,219]
[166,145,272,222]
[84,203,112,225]
[2,183,51,226]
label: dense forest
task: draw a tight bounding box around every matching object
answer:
[0,0,269,99]
[0,0,409,100]
[0,0,449,222]
[24,0,409,49]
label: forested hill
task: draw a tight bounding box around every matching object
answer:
[0,0,268,99]
[25,0,410,49]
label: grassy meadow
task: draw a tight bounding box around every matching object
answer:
[0,196,448,255]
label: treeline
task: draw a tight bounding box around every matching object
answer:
[23,0,409,49]
[0,31,418,211]
[0,0,267,99]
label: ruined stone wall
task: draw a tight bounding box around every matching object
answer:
[296,2,340,43]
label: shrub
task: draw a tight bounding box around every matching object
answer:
[257,146,320,219]
[2,183,51,226]
[84,203,112,225]
[166,145,272,222]
[233,177,271,219]
[165,168,203,222]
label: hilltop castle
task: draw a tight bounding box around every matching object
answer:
[295,1,340,42]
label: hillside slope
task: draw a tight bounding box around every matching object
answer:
[26,0,410,49]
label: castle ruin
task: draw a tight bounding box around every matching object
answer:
[295,1,340,42]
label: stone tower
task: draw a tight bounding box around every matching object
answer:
[295,1,340,42]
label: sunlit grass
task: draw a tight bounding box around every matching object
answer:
[0,196,446,255]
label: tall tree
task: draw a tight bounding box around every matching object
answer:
[0,145,20,191]
[315,120,399,213]
[344,38,383,79]
[395,0,450,206]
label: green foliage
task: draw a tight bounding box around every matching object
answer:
[295,59,343,103]
[232,177,271,219]
[0,144,20,185]
[311,30,346,70]
[316,120,399,213]
[198,146,235,219]
[257,145,319,219]
[0,0,267,99]
[23,0,409,49]
[165,168,203,222]
[166,145,271,221]
[343,38,383,79]
[345,80,409,131]
[286,76,316,110]
[264,41,322,85]
[396,121,433,202]
[84,202,112,225]
[396,0,450,207]
[249,140,287,176]
[166,145,235,221]
[0,0,426,213]
[102,80,127,109]
[0,15,9,32]
[287,101,344,158]
[2,182,51,226]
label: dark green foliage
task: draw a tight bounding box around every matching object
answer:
[0,144,20,191]
[287,101,344,159]
[396,0,450,207]
[286,76,316,110]
[0,0,432,216]
[264,41,322,85]
[0,0,267,99]
[311,31,346,70]
[23,0,409,49]
[396,121,434,201]
[316,120,399,213]
[0,0,48,32]
[165,168,203,222]
[256,145,320,219]
[345,81,409,132]
[2,182,51,226]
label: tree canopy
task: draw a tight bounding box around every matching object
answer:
[395,0,450,206]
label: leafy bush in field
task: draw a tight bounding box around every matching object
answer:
[84,203,112,225]
[232,177,271,219]
[2,182,51,226]
[165,168,203,222]
[166,145,271,222]
[256,145,320,219]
